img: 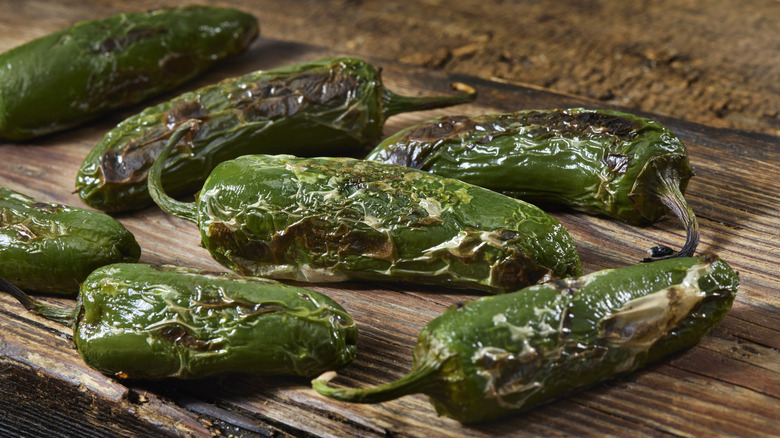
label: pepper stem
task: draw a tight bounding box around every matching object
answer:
[312,362,440,404]
[148,119,201,223]
[383,82,477,118]
[644,167,699,262]
[0,278,76,327]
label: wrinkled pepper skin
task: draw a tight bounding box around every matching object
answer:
[0,264,358,379]
[148,126,581,293]
[0,6,258,140]
[366,108,699,259]
[313,255,738,423]
[0,187,141,295]
[76,57,476,212]
[75,264,358,379]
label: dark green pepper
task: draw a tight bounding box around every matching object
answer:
[0,263,358,379]
[0,187,141,295]
[76,57,477,212]
[313,255,738,423]
[147,121,581,294]
[365,108,699,260]
[0,6,258,140]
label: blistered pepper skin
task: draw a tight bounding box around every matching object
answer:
[366,108,699,259]
[148,126,581,293]
[313,255,738,423]
[76,57,476,212]
[67,264,358,379]
[0,187,141,295]
[0,6,258,140]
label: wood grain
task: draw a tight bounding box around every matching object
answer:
[1,3,779,437]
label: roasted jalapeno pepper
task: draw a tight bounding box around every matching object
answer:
[76,56,477,212]
[0,5,258,140]
[0,263,358,379]
[0,187,141,295]
[313,255,738,423]
[147,121,581,294]
[366,108,699,260]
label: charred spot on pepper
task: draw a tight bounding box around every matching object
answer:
[237,72,361,120]
[240,93,305,120]
[373,145,429,168]
[271,217,333,260]
[548,278,571,293]
[208,222,273,264]
[11,223,37,241]
[156,324,214,351]
[416,215,444,226]
[334,171,409,199]
[271,217,395,262]
[100,140,164,184]
[601,314,646,344]
[513,110,641,141]
[293,71,360,104]
[564,344,609,363]
[100,105,204,184]
[164,99,206,129]
[572,111,639,139]
[454,231,488,257]
[238,303,288,317]
[490,252,553,291]
[336,176,369,196]
[476,348,540,388]
[477,349,503,370]
[666,285,683,302]
[337,228,395,261]
[92,27,167,54]
[498,230,521,242]
[402,116,477,143]
[603,153,630,174]
[475,129,514,145]
[100,150,134,183]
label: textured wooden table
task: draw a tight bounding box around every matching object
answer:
[1,3,779,437]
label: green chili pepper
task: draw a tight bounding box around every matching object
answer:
[0,6,258,141]
[365,108,699,260]
[313,255,738,423]
[0,187,141,295]
[147,121,581,293]
[75,57,477,213]
[0,263,358,379]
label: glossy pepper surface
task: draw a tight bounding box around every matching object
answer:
[147,122,581,294]
[366,108,699,259]
[313,255,738,423]
[0,263,358,379]
[0,187,141,295]
[0,5,258,140]
[76,56,476,212]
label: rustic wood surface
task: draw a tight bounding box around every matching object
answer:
[1,3,779,438]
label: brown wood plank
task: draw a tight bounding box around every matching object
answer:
[1,2,778,437]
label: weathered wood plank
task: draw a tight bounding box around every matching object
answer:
[0,300,212,437]
[1,2,778,437]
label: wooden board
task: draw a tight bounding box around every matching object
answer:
[1,6,779,438]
